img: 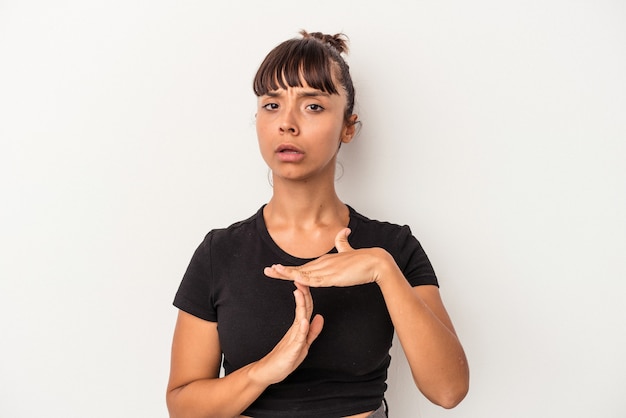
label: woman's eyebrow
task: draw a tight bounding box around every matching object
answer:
[298,90,330,98]
[264,89,331,98]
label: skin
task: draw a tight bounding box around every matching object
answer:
[166,72,469,418]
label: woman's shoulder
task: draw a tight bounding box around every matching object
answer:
[200,206,264,245]
[347,206,411,236]
[347,206,418,252]
[348,206,437,284]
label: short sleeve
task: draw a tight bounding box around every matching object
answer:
[395,226,439,287]
[173,232,218,322]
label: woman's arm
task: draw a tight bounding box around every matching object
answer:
[376,258,469,408]
[166,284,324,418]
[264,228,469,408]
[166,311,264,418]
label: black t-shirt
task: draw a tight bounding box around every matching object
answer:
[174,205,438,417]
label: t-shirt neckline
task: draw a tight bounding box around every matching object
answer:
[255,204,358,265]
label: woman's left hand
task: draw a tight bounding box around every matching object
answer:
[264,228,395,287]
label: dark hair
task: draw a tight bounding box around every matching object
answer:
[253,30,356,124]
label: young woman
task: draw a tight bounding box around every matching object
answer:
[167,31,469,418]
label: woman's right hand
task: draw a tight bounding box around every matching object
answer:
[167,283,323,417]
[250,282,324,385]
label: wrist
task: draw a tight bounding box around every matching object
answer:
[371,248,400,285]
[246,359,274,388]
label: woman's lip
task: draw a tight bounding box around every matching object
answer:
[275,145,305,162]
[276,144,304,153]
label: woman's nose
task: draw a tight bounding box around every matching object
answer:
[279,109,299,135]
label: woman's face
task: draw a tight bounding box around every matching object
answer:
[256,75,357,184]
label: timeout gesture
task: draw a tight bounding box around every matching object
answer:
[264,228,399,288]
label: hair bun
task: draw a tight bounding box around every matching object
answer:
[300,30,349,54]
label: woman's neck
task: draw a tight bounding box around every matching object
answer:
[265,181,347,228]
[263,182,350,258]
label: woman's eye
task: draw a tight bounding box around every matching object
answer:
[262,103,279,110]
[306,104,324,112]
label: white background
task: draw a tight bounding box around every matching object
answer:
[1,1,625,417]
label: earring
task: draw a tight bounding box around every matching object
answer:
[267,169,273,187]
[335,161,344,181]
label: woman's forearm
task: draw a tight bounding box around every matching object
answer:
[167,285,322,418]
[376,253,469,408]
[167,361,269,418]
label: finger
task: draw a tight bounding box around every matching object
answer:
[264,264,299,280]
[292,287,322,345]
[307,314,324,345]
[294,282,314,319]
[267,262,341,287]
[291,289,310,342]
[334,228,353,253]
[266,264,313,284]
[263,265,293,280]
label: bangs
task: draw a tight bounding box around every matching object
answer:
[253,39,340,96]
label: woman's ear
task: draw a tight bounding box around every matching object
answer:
[341,114,359,144]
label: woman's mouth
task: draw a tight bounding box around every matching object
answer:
[276,144,305,162]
